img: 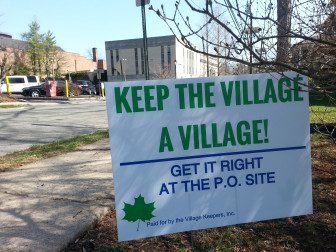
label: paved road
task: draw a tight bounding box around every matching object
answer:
[0,99,108,156]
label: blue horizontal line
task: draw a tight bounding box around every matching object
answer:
[120,146,306,166]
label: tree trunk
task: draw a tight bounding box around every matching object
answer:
[276,0,292,66]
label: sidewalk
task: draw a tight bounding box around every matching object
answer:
[0,96,106,106]
[0,139,114,251]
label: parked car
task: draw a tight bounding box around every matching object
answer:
[22,83,47,97]
[0,75,39,94]
[22,80,82,97]
[56,80,82,96]
[27,75,40,86]
[75,80,97,95]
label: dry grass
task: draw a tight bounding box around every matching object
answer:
[0,94,17,103]
[66,134,336,252]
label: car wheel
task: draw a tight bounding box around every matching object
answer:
[31,91,40,98]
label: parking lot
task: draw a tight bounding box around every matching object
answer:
[0,99,108,156]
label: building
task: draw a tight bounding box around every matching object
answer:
[200,54,219,77]
[105,35,217,81]
[0,33,102,77]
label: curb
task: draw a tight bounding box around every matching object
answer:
[60,206,112,251]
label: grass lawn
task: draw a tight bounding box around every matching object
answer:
[0,130,109,172]
[0,104,31,109]
[310,93,336,124]
[66,134,336,251]
[310,106,336,124]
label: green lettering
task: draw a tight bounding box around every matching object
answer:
[159,127,174,152]
[115,86,131,113]
[193,124,200,149]
[201,124,211,148]
[220,81,233,106]
[253,80,264,104]
[242,80,253,105]
[223,122,236,146]
[144,85,156,111]
[264,79,277,103]
[278,77,292,102]
[235,81,242,105]
[237,121,251,145]
[157,85,169,110]
[294,76,304,101]
[212,123,222,147]
[178,125,191,150]
[175,84,187,109]
[189,83,203,108]
[252,120,263,144]
[131,86,144,112]
[205,82,216,107]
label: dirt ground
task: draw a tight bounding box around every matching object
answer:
[0,94,17,102]
[66,135,336,252]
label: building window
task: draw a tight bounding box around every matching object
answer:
[116,49,119,62]
[161,46,165,71]
[135,48,139,75]
[190,51,194,75]
[115,49,120,75]
[187,50,191,75]
[183,48,186,73]
[167,46,171,71]
[186,50,195,75]
[141,48,145,75]
[111,50,115,75]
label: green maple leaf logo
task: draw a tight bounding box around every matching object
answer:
[122,194,156,231]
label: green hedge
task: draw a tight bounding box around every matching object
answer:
[309,93,336,106]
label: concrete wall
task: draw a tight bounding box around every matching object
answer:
[106,35,207,82]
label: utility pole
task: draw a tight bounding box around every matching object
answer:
[137,0,150,80]
[217,25,220,76]
[249,0,253,74]
[206,15,210,77]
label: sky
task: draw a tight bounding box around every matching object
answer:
[1,0,182,59]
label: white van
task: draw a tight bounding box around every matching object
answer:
[27,75,40,86]
[0,75,40,94]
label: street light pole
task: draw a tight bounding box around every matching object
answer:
[141,0,150,80]
[136,0,150,79]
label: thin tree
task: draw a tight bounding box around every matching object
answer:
[150,0,336,91]
[43,30,57,78]
[22,20,44,75]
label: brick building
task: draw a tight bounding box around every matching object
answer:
[0,33,103,77]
